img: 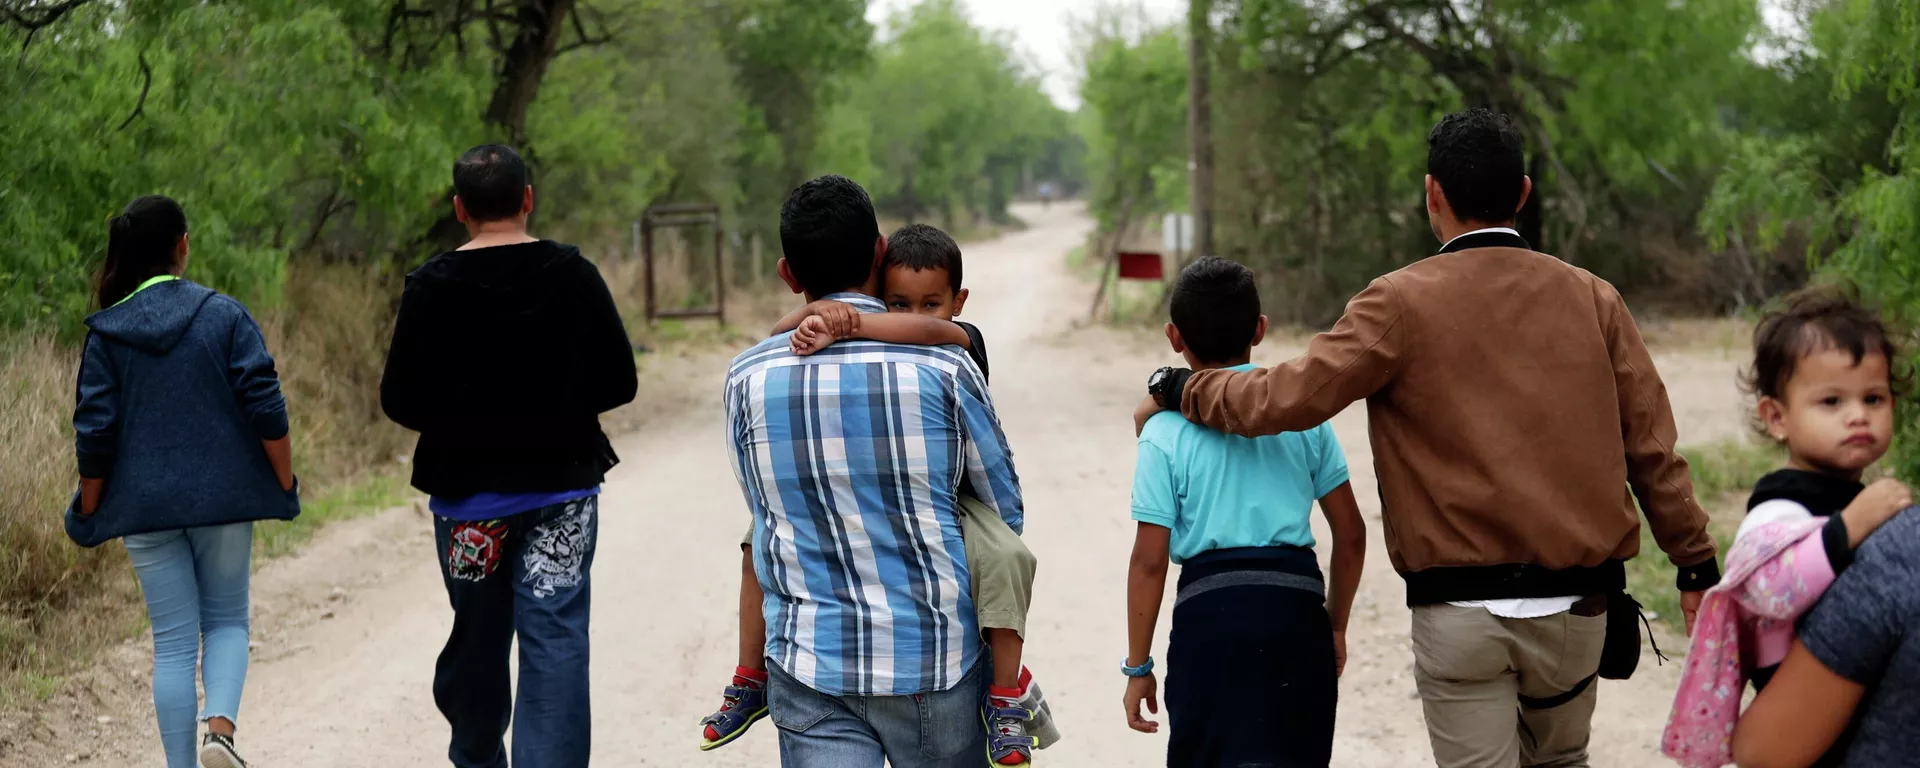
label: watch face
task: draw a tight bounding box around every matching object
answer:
[1148,368,1168,391]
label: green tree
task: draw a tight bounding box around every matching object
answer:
[850,0,1073,226]
[1703,0,1918,476]
[1076,16,1188,234]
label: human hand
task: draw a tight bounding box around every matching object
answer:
[1123,673,1160,734]
[1333,630,1347,677]
[805,300,860,340]
[791,315,837,356]
[1848,477,1912,528]
[79,477,103,517]
[1681,590,1704,637]
[1133,394,1164,437]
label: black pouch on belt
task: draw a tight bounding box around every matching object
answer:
[1600,591,1665,680]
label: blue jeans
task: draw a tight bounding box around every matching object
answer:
[123,522,253,768]
[431,497,597,768]
[767,657,989,768]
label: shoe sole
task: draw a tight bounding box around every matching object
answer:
[199,743,245,768]
[698,706,768,751]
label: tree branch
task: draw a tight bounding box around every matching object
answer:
[1,0,95,31]
[555,3,611,55]
[17,24,36,67]
[115,52,151,131]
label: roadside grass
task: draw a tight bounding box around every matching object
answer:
[1627,437,1783,636]
[1,256,793,709]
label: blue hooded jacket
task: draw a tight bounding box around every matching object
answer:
[65,279,300,547]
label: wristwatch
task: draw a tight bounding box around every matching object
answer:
[1122,656,1155,677]
[1147,367,1192,409]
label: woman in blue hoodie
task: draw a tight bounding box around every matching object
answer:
[67,195,300,768]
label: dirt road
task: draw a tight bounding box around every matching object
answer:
[8,202,1747,767]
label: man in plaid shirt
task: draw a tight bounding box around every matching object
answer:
[724,175,1024,767]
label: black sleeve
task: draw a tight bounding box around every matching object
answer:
[379,278,436,432]
[576,258,639,414]
[1824,514,1856,575]
[958,321,989,383]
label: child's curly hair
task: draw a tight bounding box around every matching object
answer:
[1742,285,1909,436]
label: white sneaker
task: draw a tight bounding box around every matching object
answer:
[199,732,250,768]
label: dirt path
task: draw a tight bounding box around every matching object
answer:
[5,202,1748,767]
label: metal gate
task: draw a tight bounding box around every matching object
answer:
[637,203,724,323]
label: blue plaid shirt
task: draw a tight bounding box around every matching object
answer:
[725,293,1024,696]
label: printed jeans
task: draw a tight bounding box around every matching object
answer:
[432,496,598,768]
[766,658,989,768]
[124,522,253,768]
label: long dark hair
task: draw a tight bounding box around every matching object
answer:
[97,195,188,309]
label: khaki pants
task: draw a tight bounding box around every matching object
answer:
[1411,603,1607,768]
[740,494,1036,636]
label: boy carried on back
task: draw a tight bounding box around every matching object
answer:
[701,224,1060,766]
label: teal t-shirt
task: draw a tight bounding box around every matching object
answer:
[1130,365,1351,564]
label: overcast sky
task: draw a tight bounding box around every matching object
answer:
[866,0,1805,111]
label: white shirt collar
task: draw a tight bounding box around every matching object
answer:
[1440,227,1521,251]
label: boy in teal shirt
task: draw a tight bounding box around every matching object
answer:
[1121,257,1367,768]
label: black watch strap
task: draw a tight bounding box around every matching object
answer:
[1158,368,1194,410]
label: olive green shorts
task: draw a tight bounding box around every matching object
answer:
[741,493,1036,636]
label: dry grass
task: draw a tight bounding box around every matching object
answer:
[1636,316,1753,354]
[0,335,149,707]
[0,263,414,707]
[1627,436,1785,636]
[0,246,795,708]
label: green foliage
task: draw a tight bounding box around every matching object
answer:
[844,0,1075,225]
[1079,0,1779,323]
[1077,17,1189,228]
[1,0,1082,332]
[2,0,480,330]
[1703,0,1920,479]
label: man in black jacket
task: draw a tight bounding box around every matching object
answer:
[381,144,637,768]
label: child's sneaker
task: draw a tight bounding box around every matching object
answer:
[698,667,770,751]
[198,732,250,768]
[984,684,1039,766]
[1014,667,1061,749]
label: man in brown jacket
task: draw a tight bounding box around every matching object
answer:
[1137,108,1720,768]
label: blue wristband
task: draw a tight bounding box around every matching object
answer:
[1121,657,1154,677]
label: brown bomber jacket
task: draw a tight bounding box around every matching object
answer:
[1178,231,1721,605]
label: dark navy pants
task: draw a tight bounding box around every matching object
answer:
[1166,546,1337,768]
[432,496,598,768]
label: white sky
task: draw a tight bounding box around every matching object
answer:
[866,0,1806,111]
[865,0,1187,111]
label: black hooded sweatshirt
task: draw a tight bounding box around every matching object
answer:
[380,241,638,498]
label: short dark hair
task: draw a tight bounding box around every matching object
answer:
[1744,286,1904,407]
[779,175,882,298]
[884,224,963,293]
[1170,257,1262,365]
[453,144,529,222]
[1426,108,1527,224]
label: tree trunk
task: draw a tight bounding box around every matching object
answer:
[421,0,578,252]
[1187,0,1215,264]
[485,0,577,147]
[1090,189,1141,322]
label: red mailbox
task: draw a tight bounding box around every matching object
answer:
[1116,251,1164,280]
